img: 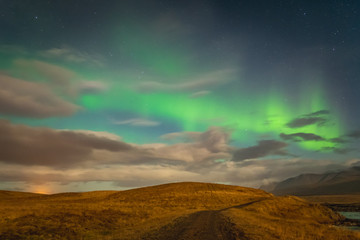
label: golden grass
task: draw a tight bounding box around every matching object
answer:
[0,182,359,240]
[300,194,360,204]
[224,208,359,240]
[223,195,360,240]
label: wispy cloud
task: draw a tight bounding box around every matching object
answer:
[0,73,79,118]
[76,81,108,94]
[306,110,330,117]
[134,69,236,93]
[14,59,108,97]
[280,132,325,142]
[286,110,329,128]
[322,147,355,154]
[161,131,202,142]
[346,130,360,139]
[329,137,349,144]
[232,140,289,161]
[189,90,211,98]
[39,47,103,66]
[112,118,161,127]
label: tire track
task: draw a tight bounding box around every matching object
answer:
[142,210,246,240]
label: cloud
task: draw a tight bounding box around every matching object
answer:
[346,130,360,139]
[0,73,79,118]
[0,45,103,67]
[112,118,161,127]
[329,137,348,144]
[189,90,211,98]
[139,142,231,164]
[0,121,235,168]
[280,132,325,142]
[322,147,355,154]
[286,110,329,128]
[39,47,103,66]
[135,69,236,93]
[160,127,233,153]
[0,120,133,167]
[232,140,289,161]
[0,119,234,168]
[76,81,108,94]
[14,59,108,97]
[14,59,76,93]
[137,127,233,164]
[0,120,353,192]
[0,163,201,187]
[198,126,232,153]
[161,131,201,142]
[287,117,327,128]
[346,159,360,167]
[0,156,348,193]
[324,130,360,144]
[237,158,347,187]
[305,110,330,117]
[61,130,123,141]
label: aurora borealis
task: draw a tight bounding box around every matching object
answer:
[0,0,359,193]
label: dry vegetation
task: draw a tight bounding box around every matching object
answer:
[0,182,359,240]
[223,196,359,240]
[300,194,360,204]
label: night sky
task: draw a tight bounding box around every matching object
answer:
[0,0,359,193]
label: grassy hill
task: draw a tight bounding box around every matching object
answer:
[0,182,359,240]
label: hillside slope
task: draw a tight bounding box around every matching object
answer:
[0,182,359,240]
[267,166,360,195]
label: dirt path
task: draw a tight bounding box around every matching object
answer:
[142,210,245,240]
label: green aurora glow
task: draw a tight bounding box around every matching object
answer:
[1,48,342,152]
[0,3,353,159]
[2,0,360,194]
[79,78,341,151]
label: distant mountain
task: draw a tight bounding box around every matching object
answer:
[263,166,360,195]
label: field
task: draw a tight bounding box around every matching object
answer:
[300,194,360,206]
[0,182,359,240]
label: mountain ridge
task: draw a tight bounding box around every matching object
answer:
[261,166,360,195]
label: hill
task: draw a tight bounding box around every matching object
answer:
[263,166,360,196]
[0,182,359,240]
